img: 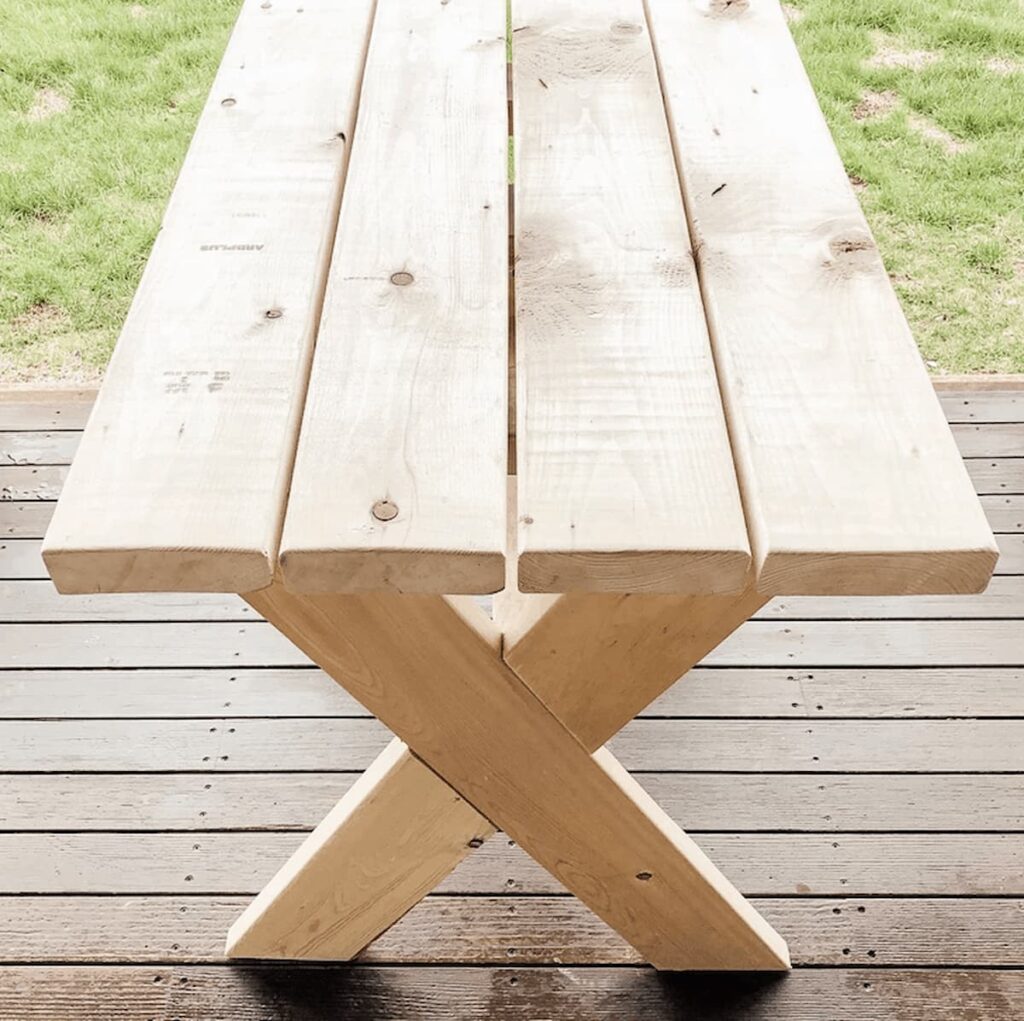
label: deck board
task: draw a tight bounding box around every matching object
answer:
[0,390,1022,1017]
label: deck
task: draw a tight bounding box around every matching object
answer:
[1,387,1023,1018]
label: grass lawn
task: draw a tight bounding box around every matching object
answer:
[0,0,1022,384]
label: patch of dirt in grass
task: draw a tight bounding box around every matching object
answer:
[848,172,868,191]
[985,57,1023,75]
[27,87,70,122]
[853,89,899,121]
[865,32,939,71]
[10,302,71,334]
[908,113,970,155]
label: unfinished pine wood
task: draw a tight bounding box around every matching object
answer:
[511,0,750,595]
[226,738,495,959]
[3,772,1019,832]
[228,580,766,959]
[5,966,1023,1021]
[645,0,997,596]
[0,895,1020,966]
[244,586,789,970]
[279,0,508,595]
[39,0,376,595]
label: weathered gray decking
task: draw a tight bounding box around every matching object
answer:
[1,389,1023,1019]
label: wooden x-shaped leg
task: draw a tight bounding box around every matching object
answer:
[224,579,789,971]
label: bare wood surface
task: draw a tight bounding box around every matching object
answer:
[646,0,996,596]
[511,0,750,594]
[243,586,788,969]
[280,0,509,595]
[40,0,376,594]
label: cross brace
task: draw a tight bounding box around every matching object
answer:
[224,577,789,971]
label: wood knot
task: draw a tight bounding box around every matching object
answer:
[390,271,414,286]
[635,871,653,882]
[371,499,399,522]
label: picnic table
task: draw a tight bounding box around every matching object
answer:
[41,0,996,971]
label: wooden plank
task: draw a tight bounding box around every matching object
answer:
[0,503,57,538]
[3,832,1021,897]
[0,432,79,466]
[39,0,377,595]
[984,495,1024,531]
[4,618,1024,668]
[3,665,1024,720]
[2,771,1018,832]
[243,587,788,969]
[0,895,1020,965]
[0,581,255,622]
[966,458,1024,493]
[0,466,65,501]
[645,0,996,596]
[940,391,1024,423]
[952,423,1024,458]
[511,0,750,595]
[279,0,508,595]
[0,393,94,431]
[2,716,1022,772]
[3,966,1023,1021]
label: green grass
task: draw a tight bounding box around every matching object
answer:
[0,0,1022,382]
[0,0,239,383]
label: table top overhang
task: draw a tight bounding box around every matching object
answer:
[41,0,997,599]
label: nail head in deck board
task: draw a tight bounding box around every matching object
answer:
[3,666,1024,719]
[2,718,1023,772]
[0,394,95,432]
[3,967,1023,1021]
[39,0,377,595]
[646,0,997,596]
[1,896,1022,966]
[512,0,750,595]
[279,1,508,596]
[4,832,1021,896]
[2,772,1019,831]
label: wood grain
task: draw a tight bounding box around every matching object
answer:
[279,0,508,595]
[40,0,376,594]
[511,0,750,594]
[646,0,997,595]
